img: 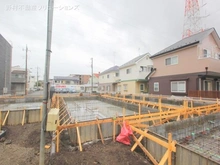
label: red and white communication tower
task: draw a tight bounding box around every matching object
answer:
[182,0,203,38]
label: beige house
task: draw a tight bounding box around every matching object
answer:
[118,53,153,94]
[148,28,220,97]
[98,66,119,93]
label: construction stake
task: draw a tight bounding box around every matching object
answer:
[22,109,26,126]
[96,118,104,144]
[2,110,10,126]
[76,120,82,151]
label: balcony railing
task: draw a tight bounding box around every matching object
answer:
[188,90,220,99]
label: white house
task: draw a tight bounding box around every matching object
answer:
[118,53,153,94]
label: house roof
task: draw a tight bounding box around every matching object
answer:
[93,73,99,78]
[120,53,150,69]
[54,76,79,81]
[100,65,119,75]
[151,28,219,58]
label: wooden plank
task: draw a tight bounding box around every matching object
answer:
[113,120,116,142]
[96,118,104,144]
[130,125,176,152]
[53,119,71,141]
[138,103,141,122]
[123,107,125,121]
[132,134,158,165]
[58,118,113,130]
[56,130,60,152]
[132,123,148,128]
[76,121,82,151]
[158,150,169,165]
[22,109,26,126]
[131,129,147,151]
[2,110,10,126]
[59,112,68,122]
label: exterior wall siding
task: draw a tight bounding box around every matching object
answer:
[0,34,12,95]
[118,81,136,94]
[152,34,220,78]
[119,57,153,81]
[149,73,199,96]
[99,72,119,84]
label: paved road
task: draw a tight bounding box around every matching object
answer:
[28,90,43,96]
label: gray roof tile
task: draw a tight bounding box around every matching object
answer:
[100,65,119,75]
[151,28,215,58]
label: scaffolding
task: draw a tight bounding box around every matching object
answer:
[50,94,220,165]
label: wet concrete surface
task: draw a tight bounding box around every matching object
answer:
[66,100,135,122]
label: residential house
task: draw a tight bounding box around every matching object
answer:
[98,66,119,93]
[148,28,220,97]
[118,53,153,94]
[82,73,99,93]
[11,66,26,95]
[0,34,12,95]
[54,76,80,85]
[69,74,90,84]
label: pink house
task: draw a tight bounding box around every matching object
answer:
[148,28,220,98]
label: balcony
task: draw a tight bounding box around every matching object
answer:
[11,76,25,83]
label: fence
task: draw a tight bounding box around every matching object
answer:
[188,90,220,99]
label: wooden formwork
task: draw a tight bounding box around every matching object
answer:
[0,107,42,126]
[52,94,220,165]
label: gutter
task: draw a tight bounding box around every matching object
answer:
[145,68,156,80]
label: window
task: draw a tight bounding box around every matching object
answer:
[115,72,119,77]
[140,84,145,91]
[139,66,144,72]
[154,82,159,92]
[203,80,212,91]
[126,68,131,74]
[107,75,109,78]
[171,81,186,93]
[165,56,178,65]
[203,49,211,58]
[139,65,152,72]
[123,84,127,90]
[102,76,104,79]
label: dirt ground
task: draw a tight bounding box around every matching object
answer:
[0,122,152,165]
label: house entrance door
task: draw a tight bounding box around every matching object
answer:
[203,80,212,91]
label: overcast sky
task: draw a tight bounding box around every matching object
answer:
[0,0,220,79]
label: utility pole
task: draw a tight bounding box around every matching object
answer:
[91,58,93,93]
[36,66,39,89]
[25,45,28,95]
[39,0,54,165]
